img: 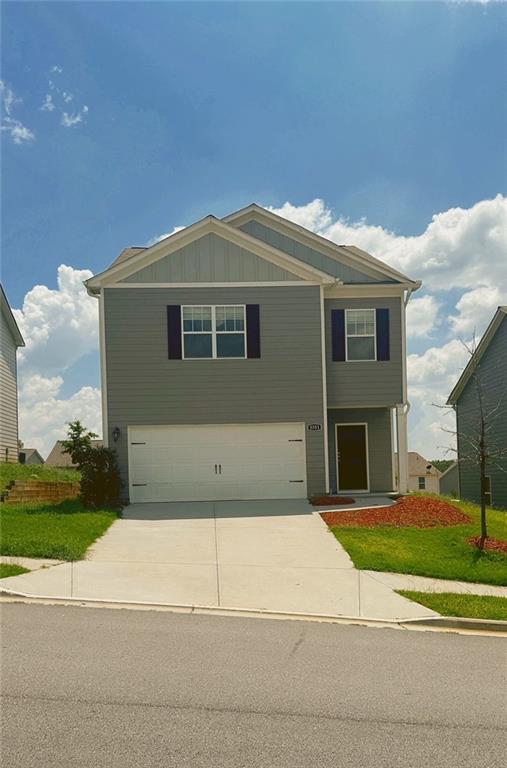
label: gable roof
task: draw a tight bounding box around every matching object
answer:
[20,448,44,464]
[439,461,458,480]
[407,452,441,477]
[223,204,421,289]
[85,215,338,293]
[1,285,25,347]
[447,306,507,405]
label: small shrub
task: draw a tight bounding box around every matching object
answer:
[80,446,122,508]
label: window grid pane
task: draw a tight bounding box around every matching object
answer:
[182,305,246,359]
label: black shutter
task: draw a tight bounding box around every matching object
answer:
[167,305,182,359]
[376,308,390,361]
[331,309,346,361]
[246,304,261,358]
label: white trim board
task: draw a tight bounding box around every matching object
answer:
[335,422,370,493]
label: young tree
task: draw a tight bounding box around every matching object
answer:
[437,336,507,549]
[61,420,98,468]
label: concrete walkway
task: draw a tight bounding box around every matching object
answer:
[0,499,437,620]
[367,570,507,598]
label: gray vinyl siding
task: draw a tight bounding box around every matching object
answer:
[0,310,19,462]
[104,286,326,497]
[325,297,403,407]
[327,408,394,493]
[439,464,460,498]
[121,234,301,283]
[238,220,390,284]
[456,315,507,509]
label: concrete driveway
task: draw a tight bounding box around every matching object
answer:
[0,499,435,619]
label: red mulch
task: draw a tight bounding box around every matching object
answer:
[468,536,507,554]
[311,495,356,506]
[321,495,472,529]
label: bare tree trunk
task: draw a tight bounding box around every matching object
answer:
[479,421,487,549]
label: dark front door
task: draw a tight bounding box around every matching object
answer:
[336,424,368,491]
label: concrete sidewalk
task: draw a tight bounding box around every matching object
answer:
[367,570,507,598]
[0,499,438,620]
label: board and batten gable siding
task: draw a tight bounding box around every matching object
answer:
[456,314,507,509]
[327,408,394,493]
[0,309,19,462]
[120,233,302,284]
[325,297,403,407]
[237,220,391,284]
[104,286,326,496]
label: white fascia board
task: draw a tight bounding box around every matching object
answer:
[85,216,337,292]
[223,204,421,288]
[324,284,409,298]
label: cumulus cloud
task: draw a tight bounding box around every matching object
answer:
[41,93,55,112]
[14,265,98,377]
[448,285,504,336]
[0,80,35,145]
[18,375,101,458]
[406,295,441,338]
[269,195,507,294]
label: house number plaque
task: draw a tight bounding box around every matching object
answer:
[308,424,322,431]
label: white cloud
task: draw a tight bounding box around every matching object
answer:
[51,65,63,74]
[18,376,101,458]
[147,225,185,246]
[61,105,88,127]
[406,295,441,338]
[41,93,55,112]
[269,195,507,295]
[62,91,73,103]
[14,265,98,377]
[0,80,35,145]
[448,285,504,336]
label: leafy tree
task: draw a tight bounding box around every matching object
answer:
[61,421,98,468]
[62,421,121,507]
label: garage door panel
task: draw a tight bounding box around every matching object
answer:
[129,424,308,503]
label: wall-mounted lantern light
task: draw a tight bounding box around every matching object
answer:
[112,426,121,443]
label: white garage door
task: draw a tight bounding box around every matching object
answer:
[128,423,307,503]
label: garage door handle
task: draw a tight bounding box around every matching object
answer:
[214,464,218,475]
[219,464,222,475]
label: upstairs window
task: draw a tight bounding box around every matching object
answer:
[182,305,246,359]
[345,309,376,361]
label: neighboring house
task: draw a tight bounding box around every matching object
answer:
[439,462,460,498]
[0,285,24,463]
[85,204,420,503]
[18,448,44,465]
[447,306,507,510]
[406,452,441,494]
[45,439,103,467]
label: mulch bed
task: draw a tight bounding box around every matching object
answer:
[310,495,355,506]
[468,536,507,554]
[321,495,472,529]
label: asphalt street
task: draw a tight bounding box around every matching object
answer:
[1,604,505,767]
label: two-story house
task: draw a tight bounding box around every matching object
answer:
[0,285,25,463]
[86,205,420,504]
[447,306,507,510]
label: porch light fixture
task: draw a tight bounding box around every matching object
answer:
[112,426,121,443]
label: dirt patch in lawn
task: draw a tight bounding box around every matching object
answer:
[310,495,355,506]
[321,495,471,528]
[468,536,507,554]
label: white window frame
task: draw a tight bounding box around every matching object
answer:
[181,305,247,360]
[418,476,426,490]
[345,308,377,362]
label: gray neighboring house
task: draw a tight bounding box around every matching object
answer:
[447,306,507,510]
[18,448,44,465]
[85,204,420,503]
[45,439,103,468]
[439,462,460,498]
[0,285,24,463]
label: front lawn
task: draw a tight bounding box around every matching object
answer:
[327,494,507,586]
[0,563,30,579]
[398,591,507,621]
[0,499,119,560]
[0,462,80,494]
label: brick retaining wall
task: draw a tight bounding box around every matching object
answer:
[2,480,81,504]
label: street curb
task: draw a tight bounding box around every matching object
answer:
[1,586,506,634]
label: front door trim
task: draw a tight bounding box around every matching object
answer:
[335,422,370,493]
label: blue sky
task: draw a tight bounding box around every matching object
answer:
[2,1,506,456]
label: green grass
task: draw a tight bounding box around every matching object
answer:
[0,498,119,560]
[329,494,507,586]
[0,563,30,578]
[398,590,507,621]
[0,462,80,493]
